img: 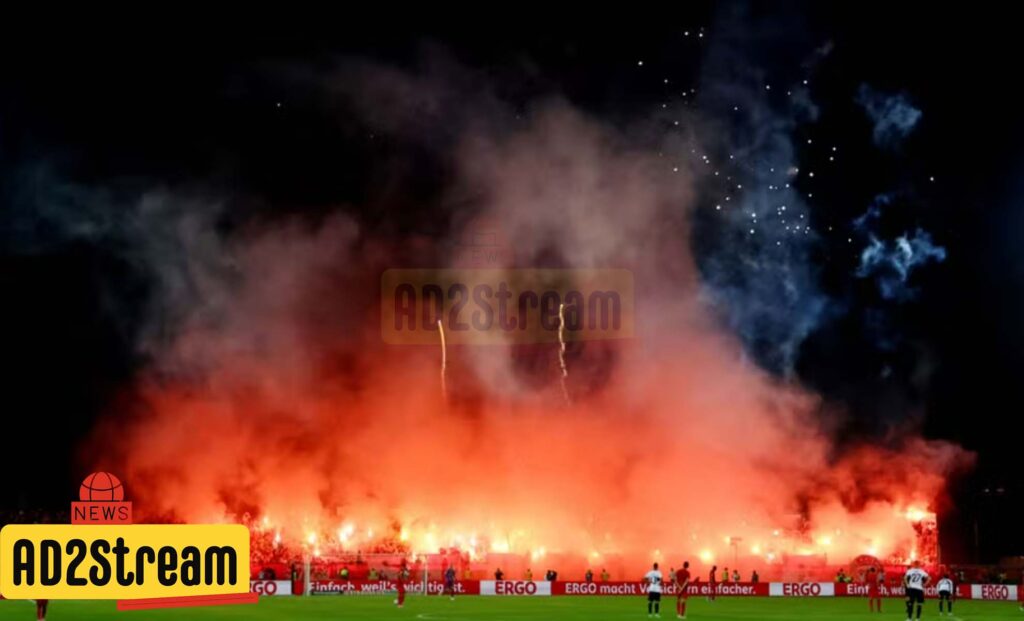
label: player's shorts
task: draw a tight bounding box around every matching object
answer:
[647,591,662,602]
[445,580,455,590]
[906,588,925,604]
[938,590,952,600]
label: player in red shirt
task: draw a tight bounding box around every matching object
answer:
[35,599,48,621]
[395,560,409,608]
[707,565,717,602]
[866,567,882,613]
[674,562,691,619]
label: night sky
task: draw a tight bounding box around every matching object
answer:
[2,5,1023,562]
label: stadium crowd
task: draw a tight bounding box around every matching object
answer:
[2,509,1021,586]
[241,524,1024,586]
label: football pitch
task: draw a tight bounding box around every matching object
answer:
[0,596,1020,620]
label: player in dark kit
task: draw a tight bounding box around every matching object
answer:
[35,600,48,621]
[644,562,663,618]
[936,574,954,616]
[442,566,457,601]
[903,561,930,621]
[674,562,691,619]
[707,565,717,602]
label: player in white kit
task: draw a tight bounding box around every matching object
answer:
[903,561,930,621]
[644,562,663,618]
[936,574,954,616]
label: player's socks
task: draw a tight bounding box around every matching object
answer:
[916,603,923,619]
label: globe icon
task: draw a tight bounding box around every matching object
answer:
[79,472,124,502]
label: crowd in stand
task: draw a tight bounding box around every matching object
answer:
[3,509,1021,586]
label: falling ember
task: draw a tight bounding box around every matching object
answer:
[557,302,571,405]
[438,318,448,401]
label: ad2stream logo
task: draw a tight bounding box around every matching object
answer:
[0,472,254,611]
[381,268,635,345]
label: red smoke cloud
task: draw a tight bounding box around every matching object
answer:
[87,103,970,574]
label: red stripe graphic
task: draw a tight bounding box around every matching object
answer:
[116,592,258,610]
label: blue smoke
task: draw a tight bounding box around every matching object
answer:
[856,228,946,300]
[852,193,892,231]
[693,63,829,374]
[856,85,922,149]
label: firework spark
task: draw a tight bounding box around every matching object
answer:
[558,302,571,405]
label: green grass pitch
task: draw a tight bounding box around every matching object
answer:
[1,596,1020,620]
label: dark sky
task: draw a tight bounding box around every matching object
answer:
[2,5,1023,562]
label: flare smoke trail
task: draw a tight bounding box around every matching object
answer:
[438,319,448,402]
[557,303,571,406]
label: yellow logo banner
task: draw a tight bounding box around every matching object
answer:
[0,524,249,600]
